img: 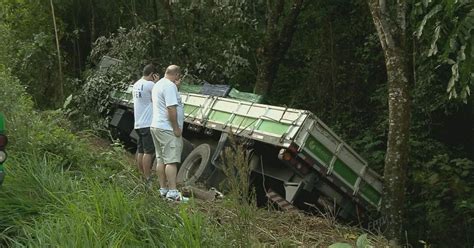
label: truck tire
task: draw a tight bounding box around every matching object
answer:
[177,143,214,186]
[181,138,194,163]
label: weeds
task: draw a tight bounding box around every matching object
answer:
[1,149,224,247]
[220,136,258,247]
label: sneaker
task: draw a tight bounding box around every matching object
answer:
[159,188,169,198]
[165,190,189,202]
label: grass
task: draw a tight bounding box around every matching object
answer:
[1,150,225,247]
[220,136,262,247]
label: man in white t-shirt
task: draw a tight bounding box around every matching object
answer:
[133,64,159,182]
[150,65,185,201]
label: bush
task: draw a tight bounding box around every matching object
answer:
[66,24,160,130]
[0,66,36,150]
[408,154,474,246]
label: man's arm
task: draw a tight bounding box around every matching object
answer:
[167,105,181,137]
[164,83,181,137]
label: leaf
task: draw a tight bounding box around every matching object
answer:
[356,234,370,248]
[449,37,458,50]
[329,243,353,248]
[447,63,459,94]
[458,45,466,61]
[429,173,439,185]
[63,94,73,109]
[428,24,441,56]
[416,4,442,38]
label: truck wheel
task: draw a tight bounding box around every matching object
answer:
[181,138,194,163]
[177,144,214,186]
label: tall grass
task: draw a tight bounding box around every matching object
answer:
[1,144,227,247]
[221,137,259,247]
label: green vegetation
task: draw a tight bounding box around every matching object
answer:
[0,0,472,246]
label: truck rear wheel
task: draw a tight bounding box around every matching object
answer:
[181,138,195,163]
[177,143,214,186]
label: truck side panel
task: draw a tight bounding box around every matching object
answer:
[181,93,308,148]
[294,114,383,209]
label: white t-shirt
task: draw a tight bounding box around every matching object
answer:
[133,78,155,129]
[151,78,184,131]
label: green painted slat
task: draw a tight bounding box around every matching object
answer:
[257,120,288,136]
[207,110,291,137]
[360,183,381,206]
[184,105,200,116]
[305,136,332,166]
[209,111,232,124]
[333,159,358,186]
[231,115,256,127]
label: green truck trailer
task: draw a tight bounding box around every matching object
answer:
[110,84,383,220]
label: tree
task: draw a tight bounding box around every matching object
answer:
[254,0,304,96]
[367,0,411,245]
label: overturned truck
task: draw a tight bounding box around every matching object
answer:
[110,83,383,221]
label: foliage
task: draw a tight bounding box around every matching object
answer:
[407,154,474,246]
[0,0,65,108]
[166,1,255,86]
[221,137,258,247]
[329,233,372,248]
[1,152,225,247]
[66,24,159,129]
[0,66,35,148]
[414,0,474,102]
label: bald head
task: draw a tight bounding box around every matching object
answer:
[164,65,181,84]
[165,65,180,76]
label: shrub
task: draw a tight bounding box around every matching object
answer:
[408,154,474,246]
[66,24,160,130]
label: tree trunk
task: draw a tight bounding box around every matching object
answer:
[367,0,411,246]
[50,0,64,106]
[384,47,410,246]
[159,0,176,42]
[89,0,96,44]
[254,0,304,96]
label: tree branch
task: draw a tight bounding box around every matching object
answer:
[368,0,396,50]
[396,0,407,42]
[277,0,304,58]
[50,0,64,104]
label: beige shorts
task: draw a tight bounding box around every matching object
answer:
[150,127,183,165]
